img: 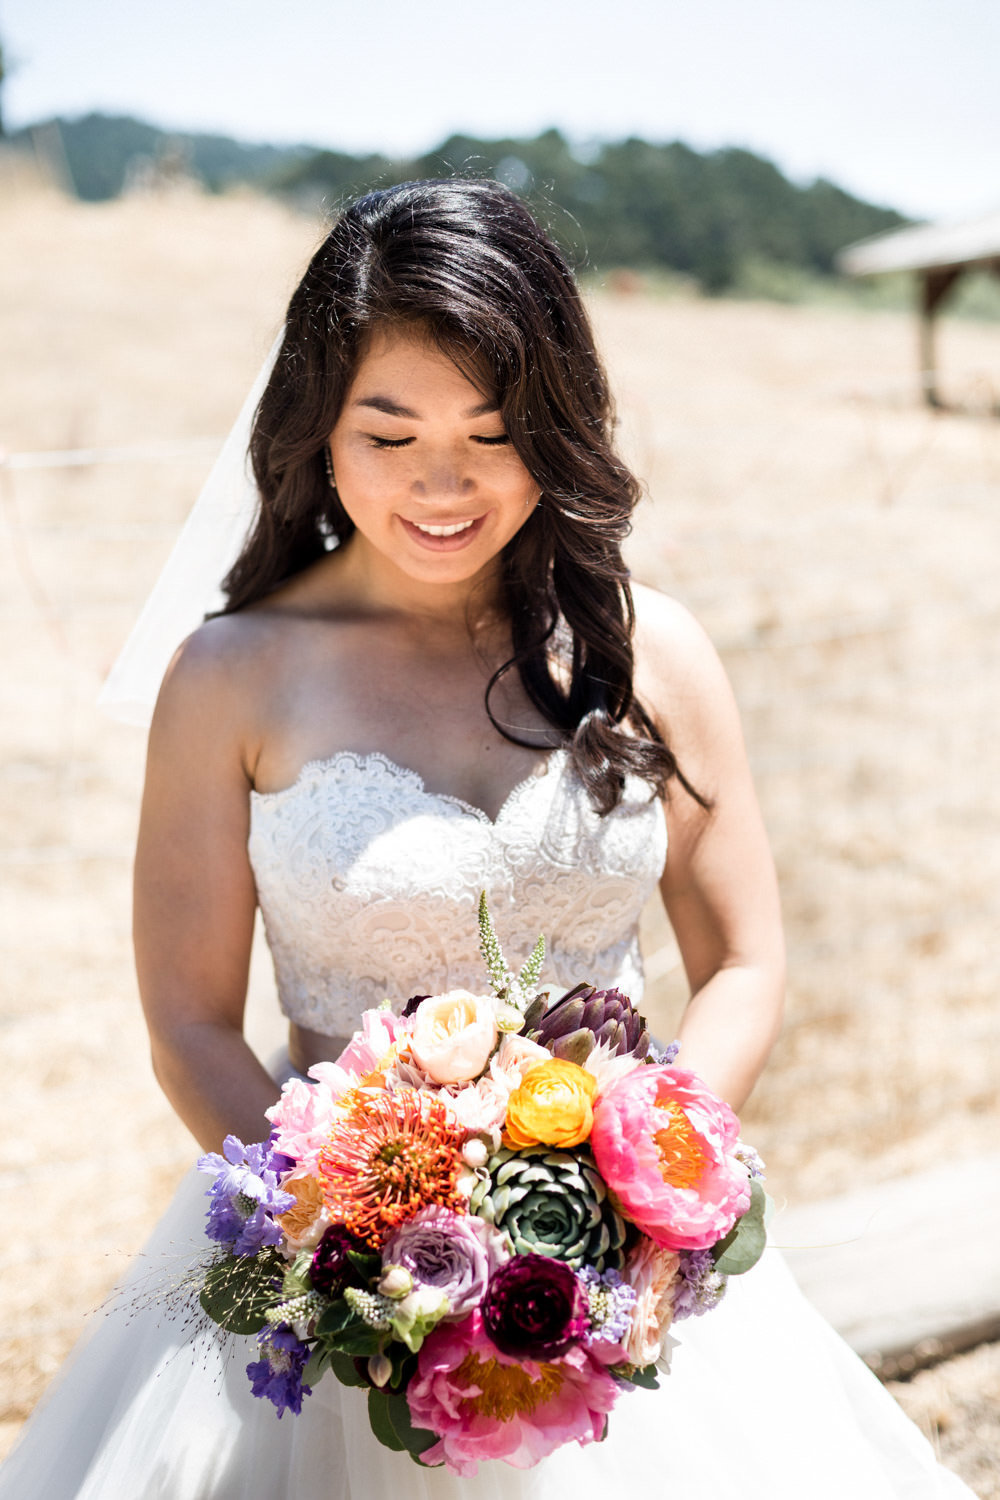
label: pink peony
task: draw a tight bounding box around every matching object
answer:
[265,1076,342,1172]
[407,1309,619,1476]
[331,1008,411,1079]
[589,1066,750,1251]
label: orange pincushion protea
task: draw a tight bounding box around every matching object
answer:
[317,1088,468,1247]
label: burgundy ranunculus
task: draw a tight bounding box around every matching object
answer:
[310,1224,365,1297]
[481,1253,588,1360]
[402,993,431,1018]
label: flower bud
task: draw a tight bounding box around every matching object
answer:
[494,1003,526,1033]
[378,1264,414,1299]
[461,1137,490,1169]
[367,1352,392,1388]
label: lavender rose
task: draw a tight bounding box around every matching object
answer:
[382,1207,510,1319]
[481,1253,588,1360]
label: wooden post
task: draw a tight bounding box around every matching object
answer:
[918,266,963,408]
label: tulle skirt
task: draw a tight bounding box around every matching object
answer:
[0,1159,974,1500]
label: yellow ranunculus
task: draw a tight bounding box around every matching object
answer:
[503,1059,598,1149]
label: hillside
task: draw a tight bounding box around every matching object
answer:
[12,113,907,291]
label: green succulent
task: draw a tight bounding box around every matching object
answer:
[469,1146,627,1271]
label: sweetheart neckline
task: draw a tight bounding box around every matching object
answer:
[249,746,568,829]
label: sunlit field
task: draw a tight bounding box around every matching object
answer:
[2,170,998,1483]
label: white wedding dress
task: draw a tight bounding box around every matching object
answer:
[0,749,974,1498]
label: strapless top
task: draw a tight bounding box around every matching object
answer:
[247,749,667,1037]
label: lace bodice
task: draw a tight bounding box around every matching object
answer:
[247,749,667,1036]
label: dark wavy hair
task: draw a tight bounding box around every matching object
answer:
[222,178,698,814]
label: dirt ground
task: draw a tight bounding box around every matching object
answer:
[1,171,998,1491]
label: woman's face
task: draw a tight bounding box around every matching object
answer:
[328,326,541,592]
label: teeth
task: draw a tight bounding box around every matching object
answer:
[412,518,476,537]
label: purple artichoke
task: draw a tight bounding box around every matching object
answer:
[528,984,650,1064]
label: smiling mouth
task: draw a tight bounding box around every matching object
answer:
[399,513,488,551]
[410,518,478,537]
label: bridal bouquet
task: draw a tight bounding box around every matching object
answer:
[196,897,768,1475]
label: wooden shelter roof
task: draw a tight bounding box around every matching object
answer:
[838,207,1000,277]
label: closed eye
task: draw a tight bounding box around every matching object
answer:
[367,433,510,449]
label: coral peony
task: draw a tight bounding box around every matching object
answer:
[409,991,498,1085]
[504,1059,598,1149]
[589,1066,750,1251]
[407,1310,619,1476]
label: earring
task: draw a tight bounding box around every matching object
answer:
[323,448,337,491]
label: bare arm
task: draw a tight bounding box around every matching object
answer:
[133,623,277,1152]
[635,589,785,1111]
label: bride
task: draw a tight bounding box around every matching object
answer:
[0,179,973,1498]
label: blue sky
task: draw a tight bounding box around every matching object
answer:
[2,0,998,221]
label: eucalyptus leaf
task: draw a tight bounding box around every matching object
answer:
[332,1325,384,1357]
[316,1299,355,1338]
[713,1178,768,1275]
[625,1363,660,1390]
[302,1347,330,1387]
[326,1349,368,1388]
[199,1251,281,1335]
[389,1349,417,1391]
[368,1388,406,1452]
[385,1390,440,1457]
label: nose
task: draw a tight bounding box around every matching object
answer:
[411,453,475,500]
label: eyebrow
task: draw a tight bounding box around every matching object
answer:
[352,395,501,419]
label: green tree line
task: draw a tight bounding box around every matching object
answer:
[11,113,906,293]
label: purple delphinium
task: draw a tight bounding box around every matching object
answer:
[671,1248,727,1321]
[197,1134,295,1256]
[246,1325,313,1417]
[577,1265,637,1346]
[482,1253,589,1360]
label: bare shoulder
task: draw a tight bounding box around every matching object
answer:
[631,582,738,744]
[149,611,286,785]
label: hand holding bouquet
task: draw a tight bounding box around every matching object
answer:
[196,897,768,1475]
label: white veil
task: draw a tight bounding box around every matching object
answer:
[98,332,283,727]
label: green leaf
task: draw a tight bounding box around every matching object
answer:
[331,1325,385,1357]
[368,1388,406,1452]
[389,1348,417,1391]
[315,1298,355,1337]
[198,1250,281,1335]
[625,1363,661,1390]
[302,1347,329,1387]
[385,1391,440,1457]
[713,1178,769,1275]
[325,1349,369,1388]
[282,1250,315,1298]
[346,1249,382,1281]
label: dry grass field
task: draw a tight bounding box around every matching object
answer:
[1,168,998,1490]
